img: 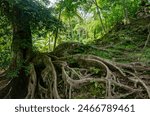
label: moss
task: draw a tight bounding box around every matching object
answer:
[73,82,106,99]
[87,17,150,63]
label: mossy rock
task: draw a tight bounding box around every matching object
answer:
[52,42,89,57]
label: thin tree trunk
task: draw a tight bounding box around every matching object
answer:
[53,9,62,50]
[122,0,130,24]
[49,35,51,51]
[69,17,74,39]
[93,0,106,34]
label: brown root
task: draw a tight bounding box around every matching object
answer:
[0,53,150,99]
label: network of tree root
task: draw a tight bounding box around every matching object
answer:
[0,44,150,99]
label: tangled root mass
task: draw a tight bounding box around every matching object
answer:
[0,43,150,99]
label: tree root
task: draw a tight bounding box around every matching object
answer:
[0,53,150,99]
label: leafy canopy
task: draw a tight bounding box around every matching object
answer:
[0,0,61,32]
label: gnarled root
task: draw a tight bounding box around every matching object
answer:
[0,53,150,99]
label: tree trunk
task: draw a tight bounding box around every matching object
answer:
[122,0,130,25]
[93,0,106,34]
[53,8,62,50]
[69,17,74,39]
[9,5,32,98]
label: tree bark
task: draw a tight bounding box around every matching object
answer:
[53,8,62,50]
[93,0,106,34]
[122,0,130,24]
[9,5,32,98]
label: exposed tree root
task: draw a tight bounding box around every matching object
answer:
[0,52,150,98]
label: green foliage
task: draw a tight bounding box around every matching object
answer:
[0,0,145,68]
[48,0,141,46]
[91,82,105,97]
[6,61,32,78]
[6,68,19,78]
[0,0,62,43]
[0,0,149,99]
[89,67,101,74]
[0,0,62,68]
[1,0,140,53]
[0,17,11,69]
[74,82,106,98]
[0,49,11,69]
[90,16,150,63]
[88,49,111,59]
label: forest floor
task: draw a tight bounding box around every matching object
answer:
[52,16,150,99]
[90,17,150,64]
[81,17,150,99]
